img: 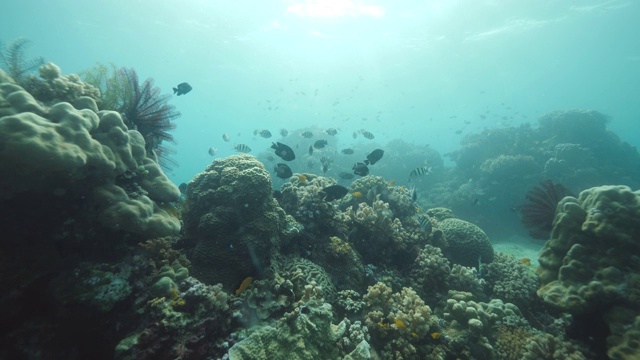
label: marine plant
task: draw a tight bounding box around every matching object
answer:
[0,38,44,84]
[520,179,572,239]
[81,62,132,111]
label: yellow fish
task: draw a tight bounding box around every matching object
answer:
[388,179,396,186]
[235,277,253,295]
[430,332,441,340]
[352,191,363,198]
[377,322,389,329]
[520,258,532,266]
[394,319,407,330]
[298,174,307,183]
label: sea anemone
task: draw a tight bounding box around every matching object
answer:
[119,67,180,171]
[520,180,573,239]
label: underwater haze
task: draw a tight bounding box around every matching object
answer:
[3,1,640,359]
[3,0,640,185]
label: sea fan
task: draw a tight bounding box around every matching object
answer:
[0,38,45,84]
[119,68,180,171]
[520,180,573,239]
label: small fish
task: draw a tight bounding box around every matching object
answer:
[388,180,396,186]
[235,277,253,295]
[338,172,355,180]
[297,174,307,183]
[280,128,289,137]
[353,162,369,177]
[271,142,296,161]
[178,183,188,194]
[234,144,251,153]
[410,186,417,201]
[173,82,192,96]
[208,147,217,156]
[364,149,384,165]
[254,129,272,138]
[313,140,328,149]
[341,148,355,155]
[321,184,349,201]
[352,191,363,198]
[308,145,314,155]
[417,214,432,234]
[394,319,407,330]
[301,131,313,138]
[322,162,329,174]
[409,166,432,179]
[520,258,532,266]
[222,133,231,142]
[360,130,375,139]
[430,332,441,340]
[274,163,293,179]
[326,128,338,135]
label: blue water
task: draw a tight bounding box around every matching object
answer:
[3,0,640,185]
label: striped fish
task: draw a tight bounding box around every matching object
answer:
[360,130,375,139]
[234,144,252,153]
[417,214,432,234]
[409,166,432,179]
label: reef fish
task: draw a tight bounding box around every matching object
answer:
[222,133,231,142]
[208,147,217,156]
[341,148,355,155]
[417,214,432,234]
[338,172,355,180]
[280,128,289,137]
[271,142,296,161]
[321,184,349,201]
[234,144,251,153]
[235,277,253,295]
[301,131,313,138]
[364,149,384,165]
[308,145,314,155]
[353,162,369,177]
[254,129,272,138]
[173,82,192,96]
[314,140,328,149]
[409,166,432,179]
[360,130,375,139]
[275,163,293,179]
[326,128,338,135]
[178,183,188,194]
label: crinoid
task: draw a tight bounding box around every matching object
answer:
[520,180,573,239]
[0,38,44,84]
[119,68,180,171]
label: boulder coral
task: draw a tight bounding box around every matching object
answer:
[437,218,494,267]
[0,69,181,237]
[536,185,640,359]
[183,154,300,290]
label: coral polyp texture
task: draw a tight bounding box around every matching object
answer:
[536,185,640,359]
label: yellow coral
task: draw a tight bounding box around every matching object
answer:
[329,236,351,256]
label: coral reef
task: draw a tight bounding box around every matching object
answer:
[537,185,640,358]
[484,253,539,309]
[183,154,300,290]
[437,218,494,267]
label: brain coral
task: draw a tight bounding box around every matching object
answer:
[438,218,494,267]
[184,154,300,290]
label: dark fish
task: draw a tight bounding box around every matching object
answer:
[411,186,417,201]
[364,149,384,165]
[178,183,188,194]
[274,163,293,179]
[173,82,192,96]
[234,144,251,153]
[280,128,289,137]
[254,129,272,138]
[271,142,296,161]
[314,140,328,149]
[308,145,314,155]
[353,162,369,177]
[222,133,230,142]
[409,166,432,179]
[301,131,313,138]
[352,132,358,139]
[321,184,349,201]
[339,172,355,180]
[341,148,355,155]
[322,162,329,174]
[326,128,338,135]
[417,214,432,234]
[360,130,375,139]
